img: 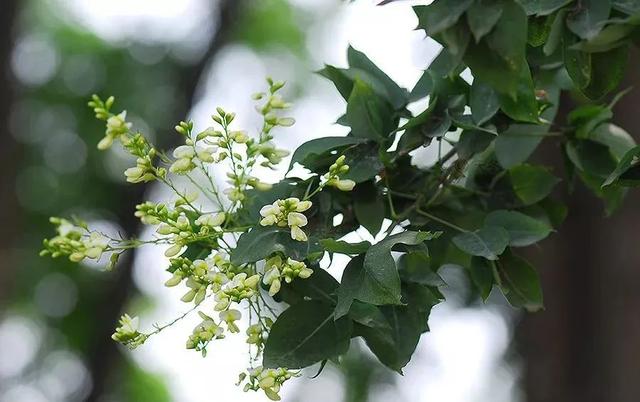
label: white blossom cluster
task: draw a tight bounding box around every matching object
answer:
[43,80,357,401]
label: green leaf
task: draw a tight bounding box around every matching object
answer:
[361,231,435,302]
[347,46,408,109]
[543,9,567,55]
[353,180,385,235]
[572,20,638,52]
[317,65,354,100]
[613,0,640,14]
[497,63,539,123]
[452,226,509,260]
[320,239,371,255]
[464,1,528,97]
[467,0,504,42]
[589,123,636,160]
[358,284,439,373]
[335,232,437,319]
[485,210,553,246]
[495,124,548,168]
[528,14,554,47]
[498,252,543,311]
[413,0,474,36]
[346,78,395,140]
[470,256,494,300]
[263,301,352,369]
[456,130,496,159]
[566,0,611,40]
[450,114,498,135]
[231,226,318,265]
[343,142,384,183]
[470,80,500,125]
[275,267,339,306]
[519,0,572,15]
[398,252,446,287]
[564,42,629,100]
[335,255,365,319]
[289,136,367,171]
[509,164,561,205]
[348,301,391,330]
[436,20,471,58]
[603,145,640,187]
[566,139,617,178]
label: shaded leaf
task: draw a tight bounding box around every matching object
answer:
[231,226,319,265]
[509,164,561,205]
[289,136,367,171]
[358,284,439,373]
[467,0,504,42]
[471,80,500,125]
[519,0,573,15]
[566,0,611,40]
[346,78,395,140]
[470,256,494,300]
[452,226,510,260]
[320,239,371,255]
[413,0,474,36]
[398,252,446,287]
[263,301,352,369]
[348,301,391,330]
[485,210,553,246]
[603,145,640,186]
[347,46,408,109]
[353,180,386,235]
[498,252,544,311]
[495,124,548,168]
[275,267,339,306]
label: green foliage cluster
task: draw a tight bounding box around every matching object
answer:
[42,0,640,396]
[258,0,640,373]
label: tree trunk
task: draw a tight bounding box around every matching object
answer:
[0,0,20,307]
[519,49,640,402]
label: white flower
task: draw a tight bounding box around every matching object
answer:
[335,179,356,191]
[260,203,280,217]
[169,158,195,174]
[195,212,225,227]
[262,266,282,296]
[164,243,183,257]
[173,145,196,159]
[111,314,142,343]
[220,309,242,333]
[287,212,307,227]
[97,135,114,150]
[295,200,312,212]
[290,225,307,242]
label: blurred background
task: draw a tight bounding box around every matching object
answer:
[1,1,639,401]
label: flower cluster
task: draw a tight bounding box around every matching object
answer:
[111,314,148,349]
[262,255,313,296]
[259,198,312,241]
[185,311,225,353]
[40,218,110,262]
[214,272,261,311]
[42,82,328,400]
[322,155,356,191]
[238,366,299,401]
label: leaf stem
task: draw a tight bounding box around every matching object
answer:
[416,208,468,233]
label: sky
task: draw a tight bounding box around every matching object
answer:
[9,0,521,401]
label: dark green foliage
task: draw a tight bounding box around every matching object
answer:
[264,0,640,374]
[263,301,352,369]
